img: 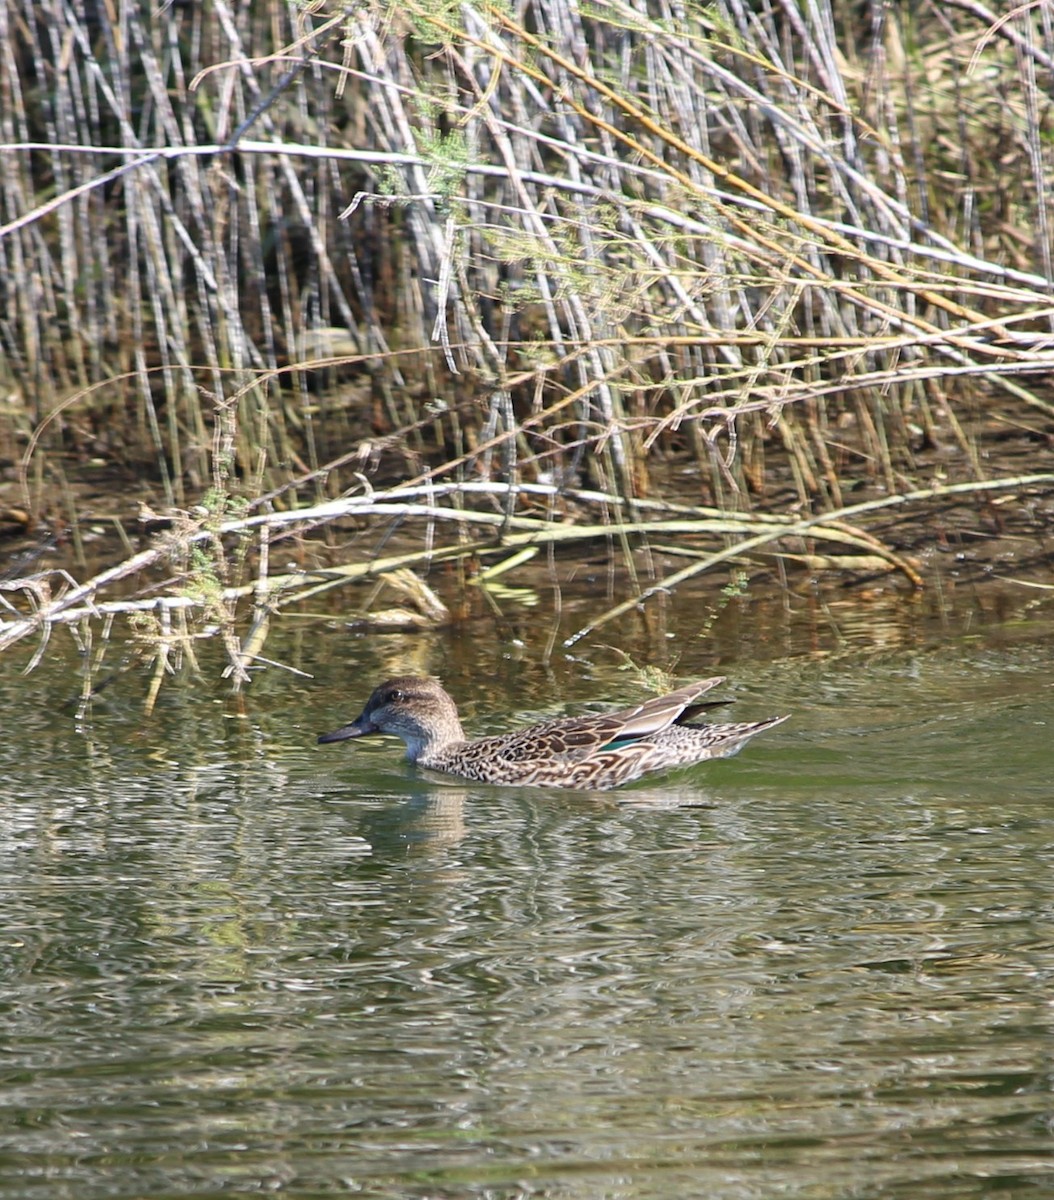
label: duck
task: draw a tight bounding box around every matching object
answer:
[318,675,786,791]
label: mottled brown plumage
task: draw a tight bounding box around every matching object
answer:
[318,676,786,791]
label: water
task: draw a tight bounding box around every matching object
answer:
[1,606,1053,1198]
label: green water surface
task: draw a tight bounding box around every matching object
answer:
[1,600,1052,1198]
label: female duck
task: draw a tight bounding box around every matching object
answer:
[319,676,786,791]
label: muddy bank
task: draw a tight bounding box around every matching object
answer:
[1,420,1052,672]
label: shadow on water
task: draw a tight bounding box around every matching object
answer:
[1,612,1053,1198]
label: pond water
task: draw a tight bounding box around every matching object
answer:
[1,591,1053,1198]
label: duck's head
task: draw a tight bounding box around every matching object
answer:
[318,675,464,762]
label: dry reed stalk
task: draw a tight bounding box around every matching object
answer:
[4,472,1053,666]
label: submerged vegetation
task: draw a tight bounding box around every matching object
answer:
[1,0,1053,687]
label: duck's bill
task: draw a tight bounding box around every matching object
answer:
[318,716,375,744]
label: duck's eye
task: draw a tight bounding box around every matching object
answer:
[387,689,405,704]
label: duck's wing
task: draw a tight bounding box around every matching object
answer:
[608,678,727,740]
[488,678,727,765]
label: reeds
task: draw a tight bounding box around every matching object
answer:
[1,0,1053,679]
